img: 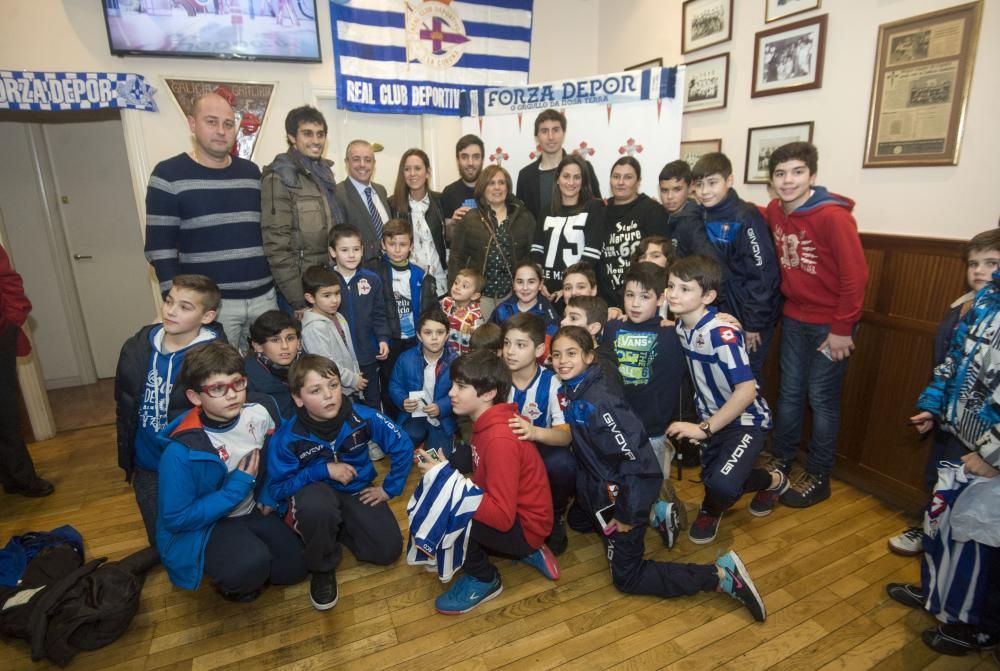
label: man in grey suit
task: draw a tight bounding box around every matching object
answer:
[334,140,391,262]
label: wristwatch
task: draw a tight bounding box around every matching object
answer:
[698,421,713,439]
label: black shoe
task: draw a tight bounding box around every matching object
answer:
[3,477,54,497]
[886,583,925,609]
[566,501,592,533]
[310,571,338,611]
[546,518,568,556]
[779,471,830,508]
[921,623,999,656]
[220,588,261,603]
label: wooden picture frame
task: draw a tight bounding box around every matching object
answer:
[682,0,733,54]
[683,53,729,113]
[744,122,814,183]
[863,1,983,167]
[765,0,821,24]
[751,14,827,97]
[680,139,723,168]
[625,57,663,71]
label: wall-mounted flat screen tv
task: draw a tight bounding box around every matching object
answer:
[103,0,321,63]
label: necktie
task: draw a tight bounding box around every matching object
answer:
[365,186,384,239]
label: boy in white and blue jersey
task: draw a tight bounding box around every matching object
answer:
[666,255,789,545]
[502,312,574,555]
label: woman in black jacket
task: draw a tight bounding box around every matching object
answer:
[448,165,536,319]
[389,148,448,294]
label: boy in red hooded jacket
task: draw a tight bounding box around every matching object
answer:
[415,350,559,615]
[0,243,53,497]
[761,142,868,510]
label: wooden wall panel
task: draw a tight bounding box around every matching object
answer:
[829,234,967,511]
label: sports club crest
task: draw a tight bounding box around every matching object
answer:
[405,0,471,69]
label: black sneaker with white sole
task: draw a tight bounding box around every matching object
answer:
[922,623,999,656]
[310,571,338,611]
[886,582,925,609]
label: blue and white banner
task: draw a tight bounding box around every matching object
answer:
[0,70,157,112]
[462,67,677,116]
[461,65,684,204]
[330,0,532,115]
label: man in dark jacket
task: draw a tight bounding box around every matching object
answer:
[0,243,52,497]
[334,140,392,263]
[261,106,346,311]
[515,109,601,222]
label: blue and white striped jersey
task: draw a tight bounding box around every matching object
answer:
[508,366,565,429]
[675,308,772,429]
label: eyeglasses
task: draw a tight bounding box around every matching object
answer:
[199,377,248,398]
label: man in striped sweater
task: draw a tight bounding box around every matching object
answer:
[144,92,276,350]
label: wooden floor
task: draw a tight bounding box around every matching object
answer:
[1,424,995,671]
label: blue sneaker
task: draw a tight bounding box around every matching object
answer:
[435,574,503,615]
[520,544,560,580]
[716,550,766,622]
[650,500,680,549]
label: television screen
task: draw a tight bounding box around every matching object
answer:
[103,0,321,63]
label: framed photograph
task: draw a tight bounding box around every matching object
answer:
[744,122,814,183]
[626,57,663,71]
[682,0,733,54]
[683,53,729,113]
[766,0,822,24]
[863,1,983,167]
[680,139,723,168]
[751,14,828,97]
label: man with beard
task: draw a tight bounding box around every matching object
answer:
[441,134,485,243]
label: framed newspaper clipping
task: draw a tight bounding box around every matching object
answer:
[863,1,983,167]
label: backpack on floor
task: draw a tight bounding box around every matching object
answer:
[0,544,158,667]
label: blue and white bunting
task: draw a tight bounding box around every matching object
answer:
[0,70,158,112]
[330,0,533,115]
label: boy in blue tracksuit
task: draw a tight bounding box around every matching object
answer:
[115,274,227,546]
[691,153,781,383]
[156,342,306,601]
[367,218,440,417]
[265,354,414,611]
[389,309,457,456]
[328,224,391,410]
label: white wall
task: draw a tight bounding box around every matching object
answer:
[596,0,1000,240]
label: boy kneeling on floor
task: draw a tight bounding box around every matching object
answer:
[157,342,307,602]
[266,354,414,611]
[415,350,560,615]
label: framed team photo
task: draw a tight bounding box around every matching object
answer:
[744,122,814,183]
[680,139,722,168]
[683,53,729,113]
[863,1,983,167]
[682,0,733,54]
[765,0,822,24]
[751,14,827,97]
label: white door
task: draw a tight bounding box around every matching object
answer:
[316,100,424,195]
[43,118,156,378]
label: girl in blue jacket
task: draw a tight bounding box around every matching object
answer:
[550,326,767,622]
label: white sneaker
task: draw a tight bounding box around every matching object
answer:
[368,443,386,461]
[888,526,923,556]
